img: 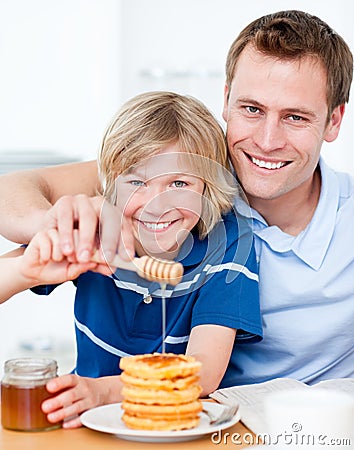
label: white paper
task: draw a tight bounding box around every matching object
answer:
[209,378,354,434]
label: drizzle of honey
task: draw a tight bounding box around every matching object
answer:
[160,282,167,354]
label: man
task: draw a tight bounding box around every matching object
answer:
[0,10,353,384]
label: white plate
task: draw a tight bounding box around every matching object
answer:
[81,401,241,443]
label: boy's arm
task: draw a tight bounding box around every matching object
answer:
[0,160,99,243]
[186,324,236,397]
[0,231,102,304]
[0,247,36,303]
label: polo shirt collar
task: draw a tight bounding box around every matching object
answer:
[113,228,208,293]
[176,228,209,267]
[234,158,339,270]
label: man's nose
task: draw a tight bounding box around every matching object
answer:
[253,116,286,153]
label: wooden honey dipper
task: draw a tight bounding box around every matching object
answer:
[92,252,184,286]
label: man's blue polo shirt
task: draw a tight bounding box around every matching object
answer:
[34,211,262,388]
[233,158,354,385]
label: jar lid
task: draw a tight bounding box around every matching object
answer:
[3,357,58,382]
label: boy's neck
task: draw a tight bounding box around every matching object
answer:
[135,242,180,261]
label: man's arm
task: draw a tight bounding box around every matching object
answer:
[0,160,99,243]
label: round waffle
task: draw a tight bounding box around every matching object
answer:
[120,371,199,391]
[120,353,201,379]
[122,383,202,405]
[122,399,202,418]
[122,413,200,431]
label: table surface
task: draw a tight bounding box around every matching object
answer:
[0,403,257,450]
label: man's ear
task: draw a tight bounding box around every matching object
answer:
[222,83,229,122]
[324,104,345,143]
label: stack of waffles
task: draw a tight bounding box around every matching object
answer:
[120,353,202,431]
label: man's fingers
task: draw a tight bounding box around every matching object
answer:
[98,199,123,263]
[47,196,75,255]
[98,201,135,263]
[43,194,136,265]
[74,195,100,262]
[43,195,101,263]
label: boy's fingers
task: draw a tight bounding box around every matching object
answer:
[45,374,77,393]
[119,215,135,261]
[67,263,97,280]
[46,401,82,424]
[62,415,82,429]
[47,229,63,262]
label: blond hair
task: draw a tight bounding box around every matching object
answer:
[98,91,237,238]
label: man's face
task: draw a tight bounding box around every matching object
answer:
[223,45,344,209]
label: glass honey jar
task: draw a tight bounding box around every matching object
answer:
[1,357,60,431]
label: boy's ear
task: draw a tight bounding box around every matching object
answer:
[324,104,345,143]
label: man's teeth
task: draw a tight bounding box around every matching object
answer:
[251,157,286,170]
[143,221,171,230]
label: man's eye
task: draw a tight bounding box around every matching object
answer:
[245,106,259,114]
[288,114,303,121]
[130,180,145,187]
[172,180,187,188]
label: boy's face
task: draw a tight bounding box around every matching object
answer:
[222,45,344,210]
[115,143,205,260]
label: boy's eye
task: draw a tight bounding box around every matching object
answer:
[172,180,187,188]
[130,180,145,187]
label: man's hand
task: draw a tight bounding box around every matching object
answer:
[42,194,135,265]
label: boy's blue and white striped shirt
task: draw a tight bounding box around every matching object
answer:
[33,210,262,389]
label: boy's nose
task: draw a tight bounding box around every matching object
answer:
[142,189,175,216]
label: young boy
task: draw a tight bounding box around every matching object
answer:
[0,91,261,428]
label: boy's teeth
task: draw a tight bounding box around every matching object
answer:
[251,157,286,170]
[143,221,171,230]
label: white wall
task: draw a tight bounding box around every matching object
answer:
[0,0,122,161]
[0,1,353,375]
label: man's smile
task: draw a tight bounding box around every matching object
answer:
[243,152,291,170]
[251,156,287,170]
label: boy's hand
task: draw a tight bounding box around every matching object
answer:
[42,374,122,429]
[20,229,98,285]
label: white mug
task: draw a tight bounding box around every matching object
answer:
[263,389,354,449]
